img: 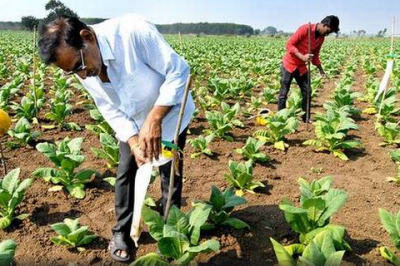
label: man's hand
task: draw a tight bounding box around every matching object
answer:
[320,70,327,79]
[127,135,148,166]
[301,53,314,62]
[139,115,162,161]
[139,106,172,161]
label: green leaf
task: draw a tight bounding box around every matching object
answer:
[48,185,64,192]
[77,234,97,246]
[68,226,89,246]
[2,168,20,194]
[380,246,400,266]
[132,253,170,266]
[103,177,116,187]
[142,206,164,241]
[0,239,17,253]
[158,237,189,260]
[274,141,286,151]
[51,223,72,236]
[15,213,30,220]
[189,203,212,229]
[0,217,12,229]
[325,251,345,266]
[66,184,86,199]
[270,238,296,266]
[221,217,250,229]
[74,169,96,183]
[187,239,220,253]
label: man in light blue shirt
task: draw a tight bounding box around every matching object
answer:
[39,14,195,262]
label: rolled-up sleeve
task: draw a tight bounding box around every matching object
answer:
[133,20,190,106]
[287,25,307,55]
[80,80,139,142]
[94,97,139,142]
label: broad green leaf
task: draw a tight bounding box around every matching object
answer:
[132,253,170,266]
[51,223,71,236]
[158,237,189,260]
[270,238,296,266]
[187,239,220,253]
[221,217,250,229]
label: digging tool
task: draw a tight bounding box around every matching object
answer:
[306,22,312,131]
[164,74,192,220]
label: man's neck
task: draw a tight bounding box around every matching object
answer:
[315,23,321,38]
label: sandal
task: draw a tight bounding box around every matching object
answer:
[108,232,131,262]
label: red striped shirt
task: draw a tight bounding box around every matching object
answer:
[282,23,325,76]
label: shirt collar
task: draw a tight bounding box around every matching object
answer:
[91,26,115,62]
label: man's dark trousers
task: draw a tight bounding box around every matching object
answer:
[112,128,188,234]
[278,65,311,122]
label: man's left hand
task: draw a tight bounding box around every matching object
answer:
[139,115,162,161]
[138,106,172,161]
[320,70,327,79]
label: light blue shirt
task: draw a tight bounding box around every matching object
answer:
[78,14,195,142]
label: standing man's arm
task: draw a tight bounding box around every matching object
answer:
[130,19,190,161]
[287,25,313,62]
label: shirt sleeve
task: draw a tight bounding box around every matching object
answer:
[132,20,190,106]
[286,24,307,56]
[80,79,139,142]
[94,97,139,142]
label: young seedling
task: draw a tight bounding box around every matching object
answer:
[50,218,97,250]
[91,133,119,168]
[133,204,220,266]
[7,117,40,147]
[224,160,265,196]
[253,108,298,151]
[188,134,215,159]
[0,168,33,229]
[379,208,400,266]
[279,176,350,251]
[271,231,345,266]
[235,137,269,164]
[34,137,96,199]
[303,107,362,160]
[201,185,249,230]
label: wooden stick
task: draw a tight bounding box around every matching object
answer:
[306,22,312,131]
[32,26,39,118]
[164,74,191,221]
[0,139,7,175]
[390,16,395,54]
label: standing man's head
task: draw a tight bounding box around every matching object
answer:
[39,16,103,79]
[318,15,340,36]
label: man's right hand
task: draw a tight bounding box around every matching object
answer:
[300,53,314,62]
[127,135,149,167]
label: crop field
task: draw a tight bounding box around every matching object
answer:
[1,30,400,266]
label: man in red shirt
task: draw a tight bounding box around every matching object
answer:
[278,15,340,122]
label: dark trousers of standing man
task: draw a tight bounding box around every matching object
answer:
[278,65,311,122]
[112,128,188,235]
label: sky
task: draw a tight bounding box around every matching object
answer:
[0,0,399,34]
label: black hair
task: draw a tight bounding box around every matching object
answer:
[321,15,340,33]
[38,16,90,64]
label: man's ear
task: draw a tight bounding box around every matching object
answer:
[80,29,95,43]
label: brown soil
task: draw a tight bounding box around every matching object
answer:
[0,67,398,266]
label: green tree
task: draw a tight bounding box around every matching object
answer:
[21,16,40,31]
[262,26,278,36]
[42,0,79,25]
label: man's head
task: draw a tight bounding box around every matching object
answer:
[39,16,103,79]
[319,15,340,36]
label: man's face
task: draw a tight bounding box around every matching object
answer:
[54,30,103,79]
[320,24,333,36]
